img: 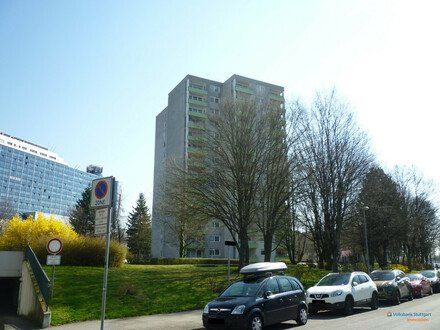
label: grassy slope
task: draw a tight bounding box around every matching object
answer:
[44,264,330,326]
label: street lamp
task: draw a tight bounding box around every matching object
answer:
[362,206,370,274]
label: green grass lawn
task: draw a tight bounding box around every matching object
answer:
[43,264,330,326]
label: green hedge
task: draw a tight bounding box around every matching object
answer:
[150,257,240,265]
[31,236,127,267]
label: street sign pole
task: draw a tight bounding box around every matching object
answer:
[46,238,63,303]
[51,265,55,299]
[100,205,112,330]
[91,176,115,330]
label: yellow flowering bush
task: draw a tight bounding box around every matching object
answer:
[389,264,410,274]
[0,213,77,248]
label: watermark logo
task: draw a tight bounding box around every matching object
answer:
[386,311,431,322]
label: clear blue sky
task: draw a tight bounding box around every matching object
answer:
[1,0,439,219]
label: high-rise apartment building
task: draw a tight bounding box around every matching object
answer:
[152,74,284,259]
[0,132,102,222]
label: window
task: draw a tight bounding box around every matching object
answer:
[256,85,265,93]
[279,278,293,292]
[209,249,220,256]
[209,85,220,93]
[209,235,220,242]
[211,222,220,228]
[189,107,205,114]
[289,278,301,290]
[189,95,204,102]
[359,275,369,283]
[352,275,361,284]
[265,279,280,294]
[189,82,205,90]
[209,97,219,103]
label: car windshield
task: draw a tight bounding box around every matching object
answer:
[370,272,394,281]
[317,274,351,286]
[407,274,421,281]
[219,277,265,297]
[420,270,435,278]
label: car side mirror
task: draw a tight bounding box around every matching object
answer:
[352,281,359,287]
[396,276,401,281]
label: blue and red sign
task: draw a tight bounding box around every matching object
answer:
[95,180,108,200]
[90,176,113,208]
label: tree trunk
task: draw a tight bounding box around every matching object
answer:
[263,235,273,262]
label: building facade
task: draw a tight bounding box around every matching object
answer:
[152,74,284,260]
[0,132,102,222]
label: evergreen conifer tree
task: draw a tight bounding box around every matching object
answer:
[126,193,151,263]
[69,186,95,235]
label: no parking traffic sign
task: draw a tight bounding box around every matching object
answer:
[91,177,113,208]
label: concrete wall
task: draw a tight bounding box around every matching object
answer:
[0,250,24,276]
[18,261,51,328]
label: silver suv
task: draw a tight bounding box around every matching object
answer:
[306,272,378,315]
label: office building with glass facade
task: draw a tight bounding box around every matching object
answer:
[0,132,102,221]
[152,74,284,260]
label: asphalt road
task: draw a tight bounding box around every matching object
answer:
[2,293,440,330]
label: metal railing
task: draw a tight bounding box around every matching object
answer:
[25,246,50,310]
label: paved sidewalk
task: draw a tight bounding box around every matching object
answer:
[50,310,204,330]
[1,310,205,330]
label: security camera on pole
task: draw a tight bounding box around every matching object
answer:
[90,176,115,330]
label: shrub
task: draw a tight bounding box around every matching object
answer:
[387,264,410,273]
[0,214,77,248]
[150,257,239,265]
[32,235,127,267]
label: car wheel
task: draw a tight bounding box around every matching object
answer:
[393,290,400,305]
[371,292,379,310]
[408,288,413,301]
[420,288,424,298]
[343,296,354,315]
[248,313,263,330]
[429,286,433,295]
[296,305,308,326]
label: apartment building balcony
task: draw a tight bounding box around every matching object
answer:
[188,135,207,143]
[188,86,208,96]
[188,159,208,168]
[188,109,207,118]
[188,122,206,131]
[235,85,254,95]
[188,98,208,107]
[269,93,284,102]
[187,147,207,156]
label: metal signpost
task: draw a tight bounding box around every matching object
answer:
[91,176,114,330]
[46,238,63,300]
[225,241,237,286]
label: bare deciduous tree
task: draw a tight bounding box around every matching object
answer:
[0,199,15,221]
[190,99,277,268]
[158,160,208,258]
[394,166,440,268]
[292,89,373,271]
